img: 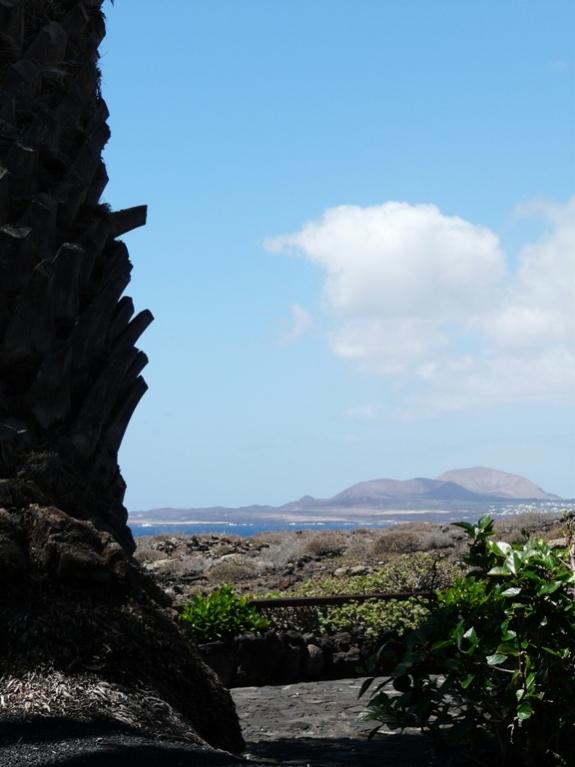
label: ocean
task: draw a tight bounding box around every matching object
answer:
[129,500,574,538]
[130,520,391,538]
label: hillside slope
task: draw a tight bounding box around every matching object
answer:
[437,467,558,500]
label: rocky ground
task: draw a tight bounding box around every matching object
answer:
[232,677,448,766]
[0,679,446,767]
[134,513,565,605]
[1,513,567,765]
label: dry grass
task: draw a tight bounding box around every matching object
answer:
[134,514,566,600]
[133,547,169,564]
[0,669,205,743]
[494,512,562,543]
[299,531,348,558]
[0,579,245,753]
[338,534,377,563]
[206,555,262,584]
[253,533,302,569]
[371,524,458,555]
[145,557,207,581]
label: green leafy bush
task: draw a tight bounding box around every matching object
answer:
[264,554,460,638]
[361,516,575,766]
[181,585,269,643]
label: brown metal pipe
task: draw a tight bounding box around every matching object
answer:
[248,591,436,609]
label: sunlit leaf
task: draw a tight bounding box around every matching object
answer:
[537,581,561,596]
[505,552,522,576]
[517,702,534,720]
[501,586,522,597]
[488,541,512,557]
[488,566,510,576]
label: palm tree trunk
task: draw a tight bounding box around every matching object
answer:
[0,0,151,552]
[0,2,244,753]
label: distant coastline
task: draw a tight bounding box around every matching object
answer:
[130,499,575,538]
[129,467,570,538]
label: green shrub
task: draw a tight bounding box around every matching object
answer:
[361,516,575,766]
[181,585,269,643]
[263,554,461,638]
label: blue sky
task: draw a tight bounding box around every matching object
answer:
[100,1,575,508]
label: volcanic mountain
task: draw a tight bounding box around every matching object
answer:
[436,467,557,500]
[130,467,561,524]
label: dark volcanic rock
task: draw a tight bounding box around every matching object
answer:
[332,646,363,677]
[305,643,325,678]
[0,505,131,584]
[200,641,237,688]
[0,504,244,755]
[198,628,376,688]
[0,508,27,576]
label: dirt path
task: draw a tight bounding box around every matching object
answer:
[232,678,448,767]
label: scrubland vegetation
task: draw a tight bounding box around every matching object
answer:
[260,553,461,638]
[362,515,575,766]
[138,511,573,764]
[136,511,569,649]
[135,512,565,605]
[181,585,269,643]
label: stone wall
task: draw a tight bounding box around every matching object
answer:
[198,629,380,688]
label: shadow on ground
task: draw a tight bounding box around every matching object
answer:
[47,746,246,767]
[0,715,246,767]
[245,734,447,767]
[0,715,139,744]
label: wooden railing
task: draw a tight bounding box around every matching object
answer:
[248,590,436,610]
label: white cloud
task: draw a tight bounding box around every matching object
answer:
[330,317,449,375]
[488,198,575,350]
[267,198,575,410]
[280,303,312,344]
[267,203,504,322]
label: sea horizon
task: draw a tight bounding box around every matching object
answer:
[129,499,574,538]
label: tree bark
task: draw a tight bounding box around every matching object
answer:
[0,0,147,551]
[0,1,244,754]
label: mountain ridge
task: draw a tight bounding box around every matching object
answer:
[437,466,555,500]
[130,467,561,522]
